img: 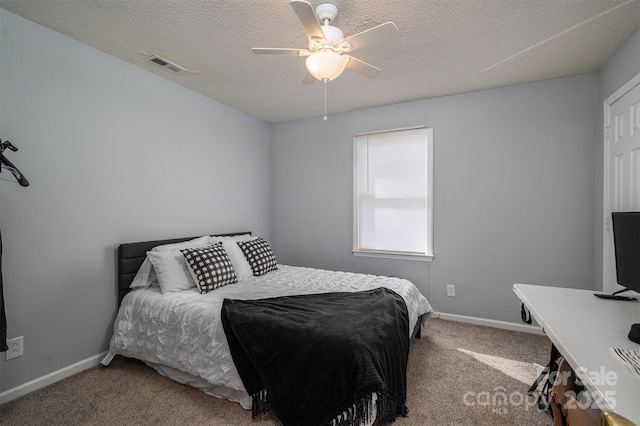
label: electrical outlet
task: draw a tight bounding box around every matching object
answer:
[446,284,456,297]
[6,336,23,360]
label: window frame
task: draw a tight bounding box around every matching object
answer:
[352,126,434,262]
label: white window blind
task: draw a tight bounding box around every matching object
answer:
[353,127,433,260]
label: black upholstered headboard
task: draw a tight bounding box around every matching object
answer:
[117,232,251,305]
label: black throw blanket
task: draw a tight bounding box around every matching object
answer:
[221,287,410,426]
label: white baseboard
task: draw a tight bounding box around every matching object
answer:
[0,351,108,405]
[433,312,545,335]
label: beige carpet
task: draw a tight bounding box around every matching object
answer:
[0,319,553,425]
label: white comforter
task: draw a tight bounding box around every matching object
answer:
[103,264,433,395]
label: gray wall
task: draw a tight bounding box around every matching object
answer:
[0,10,271,392]
[595,29,640,291]
[3,6,631,398]
[272,73,598,323]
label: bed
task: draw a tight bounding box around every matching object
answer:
[102,232,434,425]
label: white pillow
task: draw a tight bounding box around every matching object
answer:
[209,234,254,244]
[146,250,197,293]
[231,234,257,242]
[210,235,257,280]
[150,235,210,252]
[129,258,155,289]
[128,236,210,289]
[147,236,211,293]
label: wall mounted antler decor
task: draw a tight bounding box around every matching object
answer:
[0,138,29,351]
[0,139,29,187]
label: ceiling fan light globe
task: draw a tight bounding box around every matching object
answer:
[305,50,347,81]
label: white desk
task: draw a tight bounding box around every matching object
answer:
[513,284,640,424]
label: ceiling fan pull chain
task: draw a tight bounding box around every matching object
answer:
[323,77,328,121]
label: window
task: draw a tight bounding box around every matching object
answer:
[353,126,433,261]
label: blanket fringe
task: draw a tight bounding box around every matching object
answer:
[254,389,408,425]
[251,388,270,419]
[328,391,408,426]
[376,391,408,423]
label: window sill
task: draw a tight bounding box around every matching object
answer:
[352,250,433,262]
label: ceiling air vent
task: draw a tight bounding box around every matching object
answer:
[146,55,187,74]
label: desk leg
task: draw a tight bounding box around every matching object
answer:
[527,344,561,414]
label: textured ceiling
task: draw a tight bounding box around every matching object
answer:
[1,0,639,123]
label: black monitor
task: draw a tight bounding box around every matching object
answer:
[612,211,640,294]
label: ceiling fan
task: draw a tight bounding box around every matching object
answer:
[252,0,398,83]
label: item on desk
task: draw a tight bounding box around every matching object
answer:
[629,323,640,344]
[550,357,600,426]
[600,411,636,426]
[593,293,637,301]
[609,347,640,381]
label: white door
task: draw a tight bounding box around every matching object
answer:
[604,82,640,294]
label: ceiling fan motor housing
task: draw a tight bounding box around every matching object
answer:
[315,3,338,23]
[314,3,347,51]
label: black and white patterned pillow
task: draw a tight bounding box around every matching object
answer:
[181,243,237,294]
[237,237,278,276]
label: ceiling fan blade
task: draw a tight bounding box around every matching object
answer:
[252,48,310,56]
[345,56,381,78]
[302,72,317,84]
[344,22,398,51]
[290,0,324,40]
